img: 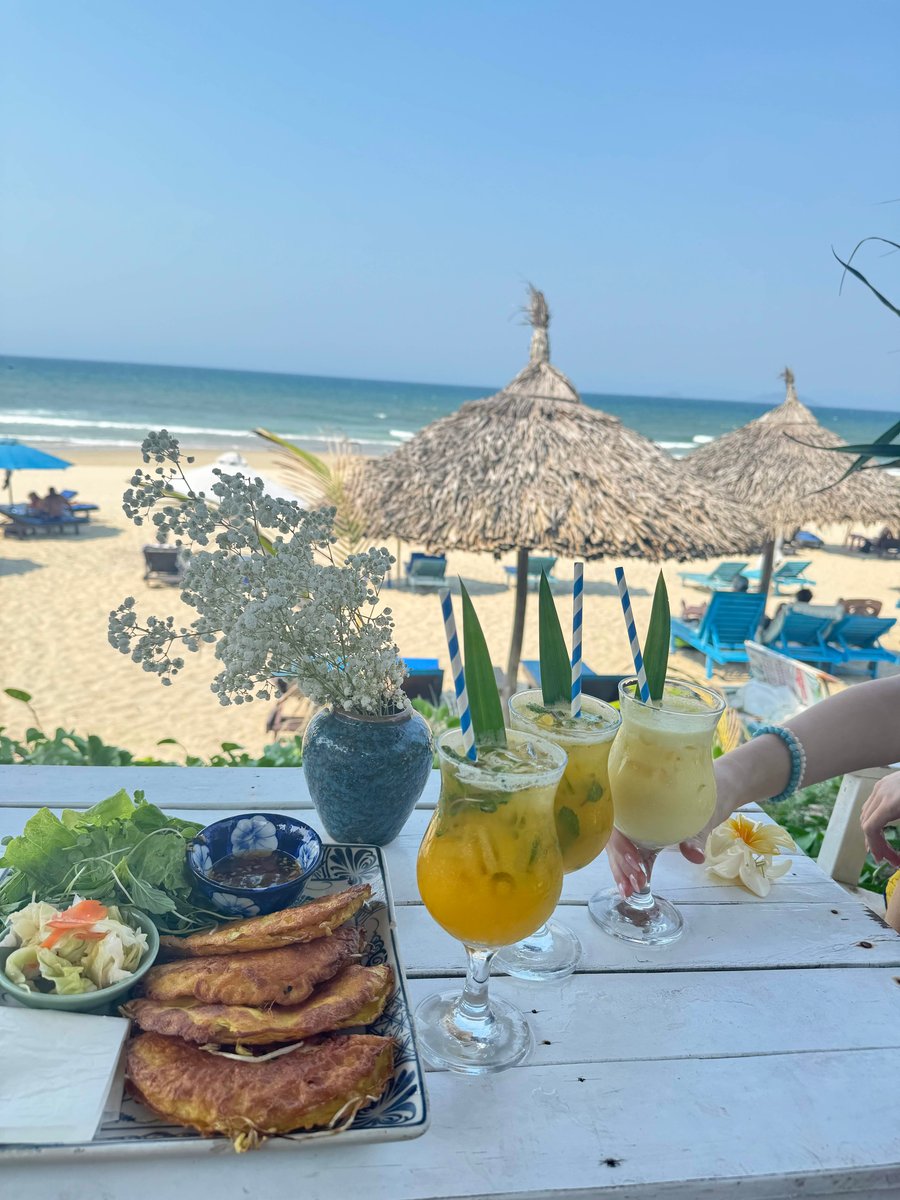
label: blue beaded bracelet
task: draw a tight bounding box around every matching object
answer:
[752,724,807,802]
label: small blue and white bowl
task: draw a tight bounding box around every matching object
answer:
[187,812,323,917]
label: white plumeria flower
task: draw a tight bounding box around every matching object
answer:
[210,892,260,917]
[230,815,278,855]
[705,814,796,898]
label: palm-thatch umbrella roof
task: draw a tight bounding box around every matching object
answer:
[351,287,760,688]
[682,369,900,596]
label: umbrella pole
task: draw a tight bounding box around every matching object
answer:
[505,548,530,701]
[758,537,776,610]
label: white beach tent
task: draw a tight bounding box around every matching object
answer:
[182,451,305,506]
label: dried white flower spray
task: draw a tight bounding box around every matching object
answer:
[109,431,407,717]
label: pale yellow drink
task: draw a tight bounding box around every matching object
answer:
[417,730,566,950]
[608,679,725,849]
[508,691,620,872]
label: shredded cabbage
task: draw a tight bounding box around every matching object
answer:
[1,899,148,995]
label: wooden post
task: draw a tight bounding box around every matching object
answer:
[817,766,895,886]
[758,537,776,608]
[504,548,530,700]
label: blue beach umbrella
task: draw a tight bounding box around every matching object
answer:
[0,439,72,502]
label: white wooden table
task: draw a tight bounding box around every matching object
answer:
[4,766,900,1200]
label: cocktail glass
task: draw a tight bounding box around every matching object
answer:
[589,676,725,946]
[494,690,620,980]
[415,727,567,1074]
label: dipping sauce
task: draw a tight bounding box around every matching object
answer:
[208,849,302,889]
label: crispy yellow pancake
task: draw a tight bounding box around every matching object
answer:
[124,964,393,1044]
[126,1031,395,1149]
[142,926,362,1006]
[159,884,371,958]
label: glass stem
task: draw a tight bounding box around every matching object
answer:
[452,947,495,1036]
[627,848,659,912]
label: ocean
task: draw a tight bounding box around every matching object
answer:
[0,355,892,458]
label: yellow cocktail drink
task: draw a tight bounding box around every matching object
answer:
[590,676,726,947]
[508,690,620,873]
[417,730,567,950]
[608,681,722,849]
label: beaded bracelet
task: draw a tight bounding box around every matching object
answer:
[752,724,807,802]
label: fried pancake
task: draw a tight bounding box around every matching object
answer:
[159,884,371,958]
[126,1031,395,1149]
[142,926,362,1006]
[124,964,393,1045]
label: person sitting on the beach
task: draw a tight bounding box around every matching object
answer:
[760,587,816,635]
[42,487,70,518]
[26,491,44,514]
[607,673,900,933]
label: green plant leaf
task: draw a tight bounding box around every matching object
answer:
[3,688,31,703]
[643,571,670,703]
[460,580,506,749]
[538,570,570,706]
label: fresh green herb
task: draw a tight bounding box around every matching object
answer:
[0,790,219,933]
[538,571,571,707]
[556,806,580,851]
[643,571,671,703]
[460,580,507,749]
[528,838,541,866]
[586,781,604,803]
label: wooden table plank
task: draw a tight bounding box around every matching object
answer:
[11,1049,900,1200]
[397,903,900,975]
[406,968,900,1066]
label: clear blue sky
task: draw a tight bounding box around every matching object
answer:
[1,0,898,407]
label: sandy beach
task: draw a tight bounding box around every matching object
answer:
[1,445,898,760]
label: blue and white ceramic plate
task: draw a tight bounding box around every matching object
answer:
[1,843,429,1158]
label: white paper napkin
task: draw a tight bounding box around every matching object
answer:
[0,1008,130,1144]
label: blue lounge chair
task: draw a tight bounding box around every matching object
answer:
[826,615,900,678]
[401,657,445,705]
[678,562,749,592]
[0,503,89,537]
[670,591,767,678]
[743,561,816,595]
[761,609,843,668]
[503,555,560,590]
[404,553,447,590]
[521,660,627,703]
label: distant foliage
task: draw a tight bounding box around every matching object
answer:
[762,777,900,896]
[0,689,303,768]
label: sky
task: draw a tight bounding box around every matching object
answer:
[1,0,898,408]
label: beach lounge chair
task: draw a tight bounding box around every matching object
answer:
[520,660,626,703]
[743,560,816,595]
[401,657,445,705]
[503,556,560,590]
[403,553,447,590]
[669,591,767,678]
[0,503,89,537]
[677,561,749,592]
[785,529,824,551]
[825,615,900,678]
[760,606,843,668]
[143,545,185,586]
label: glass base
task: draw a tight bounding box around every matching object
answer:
[493,918,582,981]
[588,886,685,946]
[414,989,534,1074]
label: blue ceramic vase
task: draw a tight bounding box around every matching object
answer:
[302,706,434,845]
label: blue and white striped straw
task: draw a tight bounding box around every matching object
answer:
[439,588,477,761]
[614,567,651,703]
[571,561,584,717]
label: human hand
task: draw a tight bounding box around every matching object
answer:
[860,772,900,869]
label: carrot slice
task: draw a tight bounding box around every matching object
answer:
[41,899,110,948]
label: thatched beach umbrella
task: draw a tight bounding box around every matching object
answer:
[682,369,900,596]
[351,287,760,689]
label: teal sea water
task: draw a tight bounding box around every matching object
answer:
[0,355,891,457]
